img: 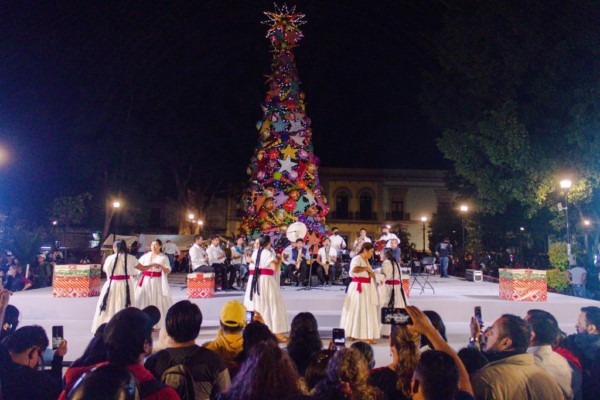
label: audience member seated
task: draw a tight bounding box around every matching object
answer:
[203,300,246,374]
[0,304,19,341]
[313,347,384,400]
[302,349,334,395]
[420,310,447,350]
[220,341,305,400]
[69,323,108,369]
[59,307,178,400]
[470,314,563,399]
[235,321,277,366]
[526,309,581,399]
[67,364,139,400]
[6,258,32,292]
[32,254,53,288]
[560,306,600,400]
[145,300,230,400]
[350,341,375,370]
[1,325,67,400]
[370,324,420,400]
[286,312,323,376]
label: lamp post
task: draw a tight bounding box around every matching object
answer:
[459,205,469,252]
[583,219,591,257]
[420,216,427,254]
[198,220,204,233]
[112,201,121,242]
[560,179,573,265]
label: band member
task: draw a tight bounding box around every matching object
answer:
[389,238,401,263]
[340,242,380,343]
[378,225,400,248]
[207,235,236,290]
[189,235,210,273]
[328,227,347,255]
[230,236,248,288]
[352,228,372,257]
[281,242,295,285]
[317,238,338,285]
[244,235,288,342]
[290,239,318,286]
[378,248,408,337]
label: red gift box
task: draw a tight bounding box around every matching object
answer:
[187,273,215,299]
[499,269,547,302]
[52,264,101,298]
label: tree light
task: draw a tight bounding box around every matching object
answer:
[584,219,591,226]
[459,205,469,213]
[560,179,572,189]
[197,220,203,226]
[188,213,195,220]
[112,201,121,209]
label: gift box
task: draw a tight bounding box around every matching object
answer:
[187,273,215,299]
[52,264,101,298]
[402,277,410,299]
[499,269,547,302]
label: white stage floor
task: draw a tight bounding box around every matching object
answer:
[8,273,599,369]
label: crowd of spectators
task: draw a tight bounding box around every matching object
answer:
[1,284,599,399]
[0,250,62,292]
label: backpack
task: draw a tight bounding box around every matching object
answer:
[158,349,199,400]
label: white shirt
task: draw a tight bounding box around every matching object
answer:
[207,244,226,265]
[163,242,180,256]
[328,235,346,252]
[378,233,400,248]
[282,245,294,264]
[230,244,245,265]
[318,246,337,265]
[189,243,208,268]
[569,267,586,285]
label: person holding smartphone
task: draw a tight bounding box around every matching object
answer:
[340,242,380,344]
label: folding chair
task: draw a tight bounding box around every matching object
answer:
[410,256,436,294]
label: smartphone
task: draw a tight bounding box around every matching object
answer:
[52,325,64,350]
[474,306,484,328]
[246,311,255,323]
[332,328,345,349]
[381,307,412,325]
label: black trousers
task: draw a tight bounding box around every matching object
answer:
[300,263,326,285]
[212,263,236,290]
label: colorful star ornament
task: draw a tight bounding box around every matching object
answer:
[240,4,329,253]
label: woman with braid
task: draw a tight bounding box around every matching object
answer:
[378,248,408,337]
[244,235,288,342]
[91,240,147,333]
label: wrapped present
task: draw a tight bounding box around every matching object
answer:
[499,269,547,302]
[187,273,215,299]
[402,276,410,299]
[52,264,101,298]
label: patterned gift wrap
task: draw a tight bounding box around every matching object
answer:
[499,269,547,302]
[187,273,215,299]
[402,277,410,299]
[52,264,101,298]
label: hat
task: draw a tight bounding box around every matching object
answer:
[220,301,246,328]
[103,307,157,352]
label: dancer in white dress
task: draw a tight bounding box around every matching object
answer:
[378,248,408,337]
[135,239,173,328]
[91,240,147,333]
[244,235,288,341]
[340,242,380,343]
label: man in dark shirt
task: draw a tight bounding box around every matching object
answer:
[435,237,453,278]
[145,300,230,400]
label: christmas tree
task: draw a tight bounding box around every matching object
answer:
[241,4,328,252]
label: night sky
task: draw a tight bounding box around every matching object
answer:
[0,1,449,214]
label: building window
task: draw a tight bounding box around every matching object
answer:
[359,192,373,220]
[335,191,349,219]
[391,200,404,220]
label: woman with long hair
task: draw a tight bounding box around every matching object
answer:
[222,341,305,400]
[313,347,384,400]
[243,235,288,342]
[91,240,146,333]
[135,239,173,328]
[378,248,408,337]
[287,312,323,376]
[340,242,380,344]
[369,324,420,400]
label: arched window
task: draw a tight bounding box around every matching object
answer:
[359,190,374,220]
[334,189,350,219]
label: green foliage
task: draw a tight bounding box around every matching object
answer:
[546,268,569,293]
[0,210,47,263]
[49,192,93,227]
[548,242,569,270]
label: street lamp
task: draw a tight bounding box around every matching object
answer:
[559,179,573,265]
[459,205,469,252]
[420,216,427,254]
[112,200,122,242]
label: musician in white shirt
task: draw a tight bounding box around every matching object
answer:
[352,228,372,257]
[163,240,181,271]
[328,227,347,253]
[318,238,338,285]
[189,235,211,273]
[378,225,399,249]
[207,235,236,291]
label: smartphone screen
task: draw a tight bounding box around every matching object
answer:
[332,328,345,349]
[246,311,255,323]
[52,326,63,350]
[381,307,412,325]
[474,306,484,328]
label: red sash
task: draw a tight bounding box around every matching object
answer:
[352,277,371,293]
[385,280,401,285]
[110,275,129,281]
[139,271,162,286]
[249,269,275,276]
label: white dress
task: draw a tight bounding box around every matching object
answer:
[244,248,288,334]
[91,253,139,333]
[378,259,407,336]
[135,252,173,328]
[340,255,380,340]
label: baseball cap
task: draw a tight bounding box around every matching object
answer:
[220,301,246,328]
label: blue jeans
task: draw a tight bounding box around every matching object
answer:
[166,254,175,269]
[572,284,586,298]
[440,257,449,277]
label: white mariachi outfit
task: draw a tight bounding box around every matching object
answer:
[244,248,288,334]
[135,252,173,328]
[91,253,138,333]
[340,255,380,340]
[378,259,408,336]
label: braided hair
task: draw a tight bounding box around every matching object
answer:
[250,235,271,301]
[384,248,402,308]
[99,240,131,314]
